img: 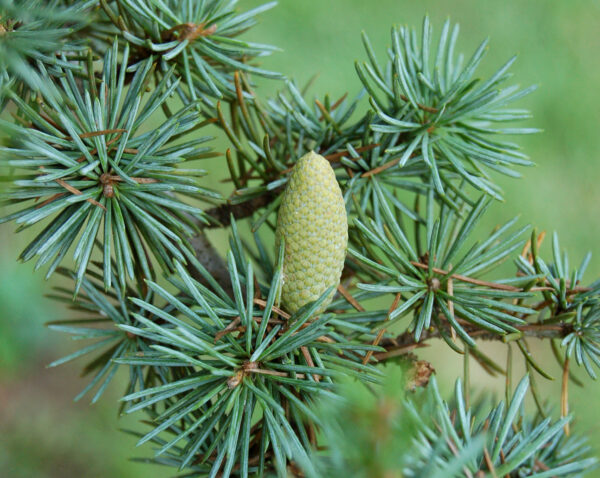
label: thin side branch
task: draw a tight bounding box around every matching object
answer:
[204,189,282,228]
[375,320,575,361]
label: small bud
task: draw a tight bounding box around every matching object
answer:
[405,360,435,391]
[100,173,114,198]
[276,151,348,315]
[103,183,114,198]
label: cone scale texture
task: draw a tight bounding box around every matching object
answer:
[276,151,348,315]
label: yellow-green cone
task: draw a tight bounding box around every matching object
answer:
[276,151,348,315]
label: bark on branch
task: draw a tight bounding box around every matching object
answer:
[374,320,574,361]
[203,189,281,228]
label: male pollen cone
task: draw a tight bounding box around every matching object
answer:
[275,151,348,315]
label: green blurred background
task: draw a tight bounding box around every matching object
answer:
[1,0,600,476]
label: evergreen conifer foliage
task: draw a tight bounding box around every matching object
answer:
[0,2,599,477]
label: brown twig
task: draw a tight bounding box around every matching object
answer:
[323,143,380,163]
[447,267,457,341]
[483,447,498,478]
[410,261,524,292]
[410,260,591,294]
[162,22,218,42]
[55,178,106,211]
[373,342,429,360]
[337,283,365,312]
[35,192,65,209]
[77,128,127,139]
[521,230,547,264]
[561,358,570,436]
[363,293,401,364]
[100,175,159,184]
[204,189,283,228]
[317,93,348,121]
[361,155,404,178]
[75,131,124,162]
[398,93,439,113]
[253,298,290,320]
[300,346,320,382]
[214,317,242,342]
[376,320,576,362]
